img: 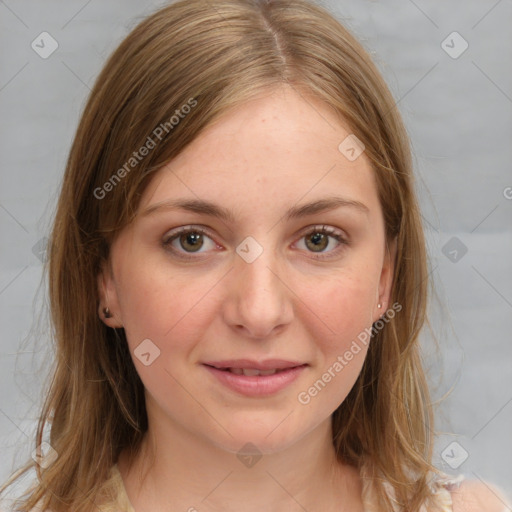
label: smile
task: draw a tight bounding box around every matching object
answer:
[202,363,308,396]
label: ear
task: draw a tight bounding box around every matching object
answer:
[374,235,398,322]
[97,258,124,328]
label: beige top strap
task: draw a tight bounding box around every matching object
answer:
[98,464,135,512]
[360,460,464,512]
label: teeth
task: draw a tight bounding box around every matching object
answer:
[213,366,292,376]
[257,368,278,376]
[227,368,278,376]
[243,368,262,376]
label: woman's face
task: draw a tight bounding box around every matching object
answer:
[99,85,396,455]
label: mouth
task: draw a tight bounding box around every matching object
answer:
[203,365,304,376]
[202,359,308,374]
[201,360,308,396]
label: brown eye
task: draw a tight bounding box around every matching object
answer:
[305,232,329,252]
[295,225,348,259]
[178,231,204,252]
[163,226,217,258]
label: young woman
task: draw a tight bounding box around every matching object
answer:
[1,0,509,511]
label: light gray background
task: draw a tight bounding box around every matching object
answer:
[1,0,511,505]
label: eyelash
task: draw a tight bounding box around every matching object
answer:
[162,225,349,261]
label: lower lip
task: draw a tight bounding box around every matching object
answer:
[203,364,307,397]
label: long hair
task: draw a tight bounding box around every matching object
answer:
[1,0,442,510]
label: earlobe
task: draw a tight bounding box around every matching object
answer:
[97,260,124,328]
[376,236,398,320]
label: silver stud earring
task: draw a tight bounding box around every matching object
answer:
[103,307,112,318]
[377,303,382,309]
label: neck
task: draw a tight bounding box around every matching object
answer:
[117,414,363,512]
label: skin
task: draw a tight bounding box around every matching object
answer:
[98,84,397,512]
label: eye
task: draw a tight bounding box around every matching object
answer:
[162,224,348,261]
[294,225,348,259]
[162,226,219,259]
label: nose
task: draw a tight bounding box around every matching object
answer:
[222,247,294,339]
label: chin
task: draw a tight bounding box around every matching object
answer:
[207,416,316,456]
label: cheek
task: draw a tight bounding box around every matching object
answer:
[113,265,206,402]
[296,276,375,412]
[307,271,377,345]
[115,258,208,340]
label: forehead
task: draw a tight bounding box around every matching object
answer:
[139,86,380,220]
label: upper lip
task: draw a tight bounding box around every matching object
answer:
[203,359,307,370]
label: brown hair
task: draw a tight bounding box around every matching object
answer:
[1,0,443,510]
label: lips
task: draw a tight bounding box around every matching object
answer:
[202,359,308,396]
[203,359,306,374]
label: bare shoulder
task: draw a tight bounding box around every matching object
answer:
[450,479,511,512]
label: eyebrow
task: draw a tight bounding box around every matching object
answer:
[140,196,369,222]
